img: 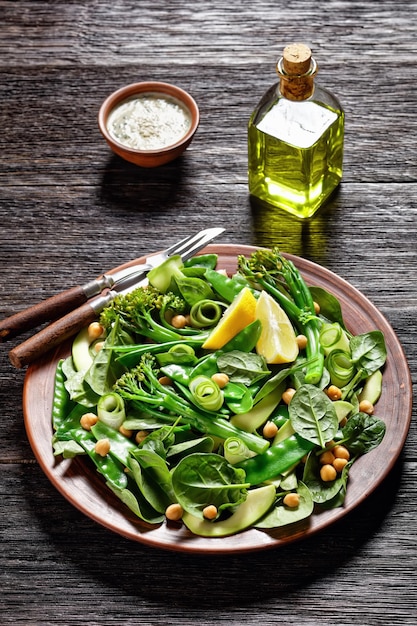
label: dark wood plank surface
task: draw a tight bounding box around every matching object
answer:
[1,1,416,624]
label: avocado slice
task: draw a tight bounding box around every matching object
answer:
[181,484,276,537]
[72,326,94,372]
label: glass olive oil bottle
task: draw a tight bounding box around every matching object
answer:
[248,44,344,219]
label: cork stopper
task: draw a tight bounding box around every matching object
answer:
[277,43,317,101]
[283,44,312,75]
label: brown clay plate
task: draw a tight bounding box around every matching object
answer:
[22,244,412,554]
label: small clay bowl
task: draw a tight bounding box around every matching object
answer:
[98,81,200,167]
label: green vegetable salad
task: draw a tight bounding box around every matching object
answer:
[52,248,387,538]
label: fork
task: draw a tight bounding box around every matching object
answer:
[7,227,225,367]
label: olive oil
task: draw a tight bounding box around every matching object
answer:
[248,44,344,219]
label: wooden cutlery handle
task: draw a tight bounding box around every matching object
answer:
[0,285,88,341]
[9,301,97,368]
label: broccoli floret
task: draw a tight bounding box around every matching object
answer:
[99,285,187,344]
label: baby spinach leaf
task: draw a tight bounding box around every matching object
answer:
[289,384,338,449]
[341,412,386,455]
[62,356,100,407]
[255,481,314,528]
[171,453,249,519]
[106,480,164,524]
[52,438,85,459]
[85,317,128,396]
[167,436,214,464]
[217,350,270,386]
[309,286,347,329]
[138,425,176,459]
[253,366,293,403]
[174,275,215,306]
[129,450,175,512]
[350,330,387,375]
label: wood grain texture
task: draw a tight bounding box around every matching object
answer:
[1,0,417,624]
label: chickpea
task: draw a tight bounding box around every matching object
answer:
[326,385,342,401]
[319,450,336,465]
[158,376,172,386]
[262,421,279,439]
[94,438,111,457]
[171,314,187,329]
[135,430,149,444]
[119,424,133,438]
[333,445,350,461]
[282,387,296,405]
[165,503,184,521]
[296,334,308,350]
[93,341,105,353]
[320,464,337,482]
[203,505,218,520]
[283,493,300,508]
[313,301,320,315]
[80,412,98,431]
[211,373,230,388]
[87,321,105,341]
[333,457,348,473]
[359,399,374,415]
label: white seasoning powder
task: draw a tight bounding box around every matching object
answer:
[107,93,192,151]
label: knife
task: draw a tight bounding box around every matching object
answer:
[7,227,225,368]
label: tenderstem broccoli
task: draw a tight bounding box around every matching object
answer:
[99,285,202,344]
[113,353,268,455]
[237,249,324,384]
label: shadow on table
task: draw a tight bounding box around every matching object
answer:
[249,189,342,266]
[24,452,404,609]
[98,154,189,213]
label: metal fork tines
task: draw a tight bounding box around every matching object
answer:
[110,227,226,294]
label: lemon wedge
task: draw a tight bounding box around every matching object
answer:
[255,290,299,364]
[202,287,257,350]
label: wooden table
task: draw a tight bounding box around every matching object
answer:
[1,1,416,624]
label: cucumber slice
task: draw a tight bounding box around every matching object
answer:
[358,370,383,405]
[333,400,354,423]
[147,255,183,293]
[181,484,276,537]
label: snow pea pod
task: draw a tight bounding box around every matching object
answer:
[236,433,315,485]
[52,359,76,431]
[223,382,254,414]
[204,268,252,303]
[184,253,218,270]
[224,319,262,353]
[71,429,128,490]
[91,420,138,467]
[161,363,193,385]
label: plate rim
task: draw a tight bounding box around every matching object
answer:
[22,244,413,554]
